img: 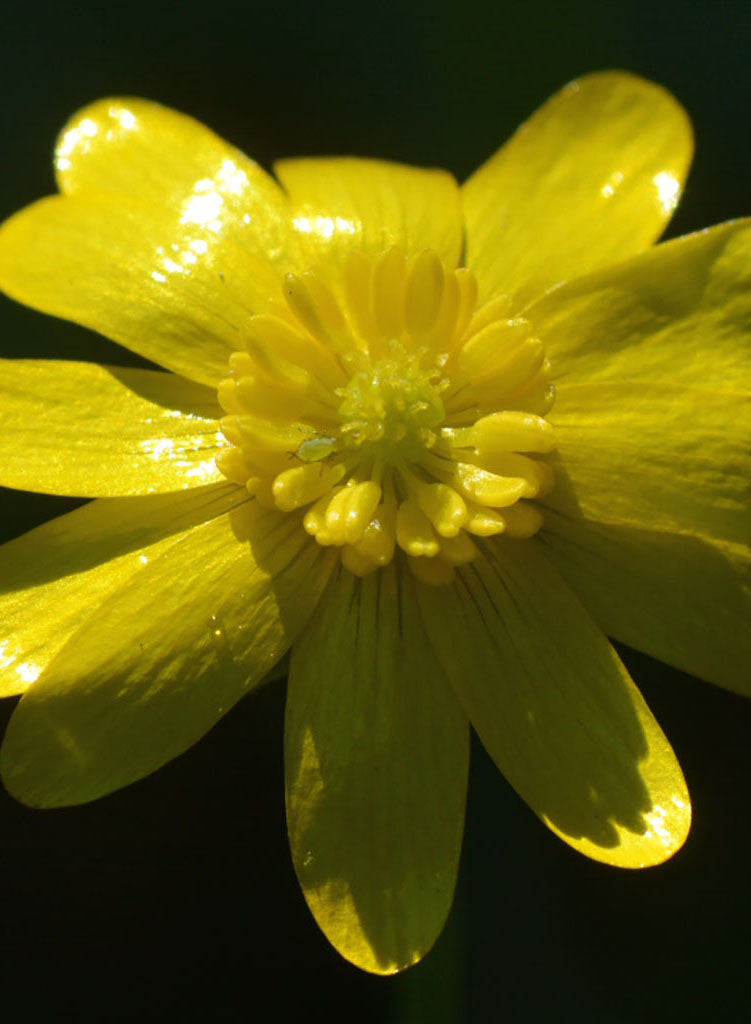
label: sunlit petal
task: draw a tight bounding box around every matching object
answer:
[286,566,468,973]
[0,195,283,386]
[275,157,463,276]
[0,360,226,496]
[0,485,244,698]
[463,71,693,305]
[1,501,336,806]
[529,219,751,392]
[416,539,691,867]
[55,96,301,275]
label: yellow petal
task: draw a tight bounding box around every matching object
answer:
[55,97,300,276]
[0,484,245,698]
[416,539,691,867]
[286,566,468,973]
[0,502,336,806]
[0,193,280,387]
[530,219,751,393]
[0,359,226,496]
[463,71,693,306]
[275,156,462,277]
[546,381,750,547]
[540,509,751,697]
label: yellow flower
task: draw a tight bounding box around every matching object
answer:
[0,70,749,974]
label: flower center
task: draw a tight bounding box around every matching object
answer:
[338,347,446,459]
[216,247,556,585]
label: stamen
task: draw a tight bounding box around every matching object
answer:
[396,499,440,558]
[451,270,479,347]
[344,251,379,343]
[470,410,557,455]
[323,485,357,545]
[373,247,407,346]
[272,462,346,511]
[284,272,355,357]
[455,318,533,379]
[438,530,478,565]
[452,462,530,507]
[245,314,346,389]
[343,481,382,545]
[354,506,396,566]
[399,466,467,538]
[463,503,508,537]
[405,250,444,336]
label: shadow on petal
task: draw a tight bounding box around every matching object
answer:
[416,537,690,867]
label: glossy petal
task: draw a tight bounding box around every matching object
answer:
[0,484,245,698]
[531,219,751,391]
[546,381,750,547]
[286,566,468,973]
[463,71,693,306]
[0,193,282,387]
[1,502,336,806]
[416,539,691,867]
[274,157,463,273]
[540,510,751,696]
[55,97,301,275]
[0,360,226,496]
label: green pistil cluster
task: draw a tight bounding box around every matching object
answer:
[337,347,447,462]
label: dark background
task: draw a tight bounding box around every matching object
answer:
[1,1,750,1020]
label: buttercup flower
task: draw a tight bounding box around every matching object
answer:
[0,71,748,973]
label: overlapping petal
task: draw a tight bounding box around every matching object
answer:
[545,381,750,548]
[539,510,751,696]
[1,501,336,806]
[0,484,244,698]
[55,97,302,276]
[463,71,693,306]
[286,566,468,973]
[530,219,751,694]
[0,360,226,496]
[416,538,691,867]
[529,220,751,392]
[0,194,282,386]
[274,157,463,274]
